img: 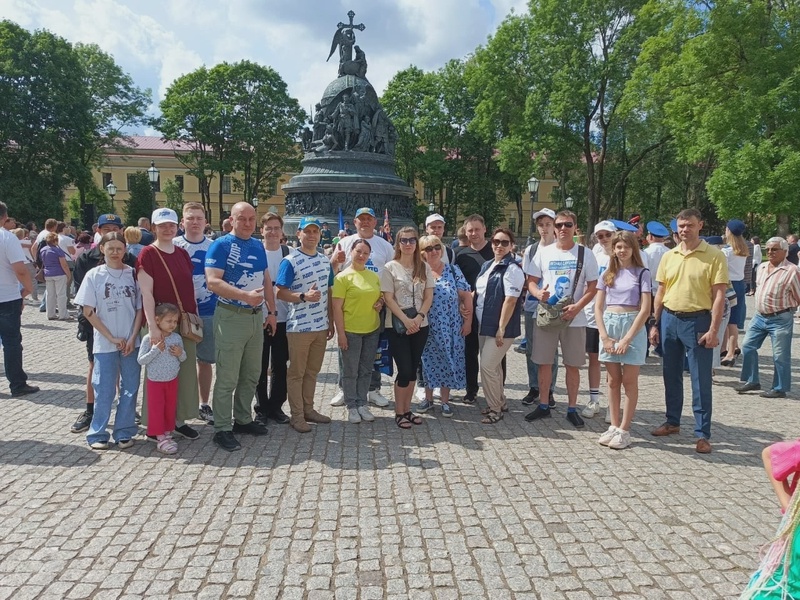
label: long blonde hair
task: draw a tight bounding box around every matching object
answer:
[393,226,426,282]
[726,230,749,257]
[603,231,646,287]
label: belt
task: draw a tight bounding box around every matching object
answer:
[664,308,710,319]
[216,301,261,315]
[759,308,794,318]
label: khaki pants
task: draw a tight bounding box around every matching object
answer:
[479,336,514,412]
[287,330,328,420]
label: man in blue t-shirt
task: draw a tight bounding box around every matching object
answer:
[205,202,277,452]
[276,217,335,433]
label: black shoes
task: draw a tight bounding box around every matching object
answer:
[198,404,214,425]
[232,420,269,436]
[268,410,290,425]
[11,384,40,398]
[213,431,241,452]
[461,393,476,404]
[760,389,787,399]
[174,424,199,439]
[521,388,539,406]
[525,405,551,421]
[566,411,585,429]
[548,393,556,408]
[71,410,92,433]
[736,382,761,394]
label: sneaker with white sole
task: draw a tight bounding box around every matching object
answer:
[367,391,389,407]
[330,390,345,407]
[598,426,618,446]
[417,399,435,413]
[357,406,375,422]
[348,408,362,423]
[582,400,600,418]
[441,403,453,418]
[608,429,631,450]
[90,440,109,450]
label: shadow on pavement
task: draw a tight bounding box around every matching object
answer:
[0,440,100,467]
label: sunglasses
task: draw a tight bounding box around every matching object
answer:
[491,239,511,247]
[422,244,442,253]
[595,232,612,240]
[399,237,417,245]
[555,222,574,229]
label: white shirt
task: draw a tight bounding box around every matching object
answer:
[265,247,289,322]
[475,260,525,325]
[58,234,75,261]
[584,251,610,329]
[753,244,762,265]
[643,242,670,292]
[722,246,747,281]
[336,234,394,273]
[0,228,25,302]
[527,243,599,328]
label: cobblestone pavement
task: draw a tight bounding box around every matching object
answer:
[0,295,793,599]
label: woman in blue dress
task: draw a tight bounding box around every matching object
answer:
[417,235,472,417]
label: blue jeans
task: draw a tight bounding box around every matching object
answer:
[0,299,27,393]
[740,311,793,392]
[524,310,557,393]
[88,351,141,444]
[661,310,713,439]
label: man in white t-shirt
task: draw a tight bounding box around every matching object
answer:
[0,201,38,397]
[643,221,671,357]
[329,207,394,407]
[525,209,598,428]
[424,213,455,264]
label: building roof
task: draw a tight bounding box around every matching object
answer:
[107,136,189,154]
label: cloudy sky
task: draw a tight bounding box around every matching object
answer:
[1,0,527,133]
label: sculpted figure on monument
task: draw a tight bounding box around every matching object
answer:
[312,103,328,141]
[371,109,389,154]
[331,94,359,151]
[327,11,366,78]
[354,117,372,152]
[301,126,313,151]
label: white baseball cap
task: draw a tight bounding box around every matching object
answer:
[425,213,446,227]
[532,208,556,222]
[152,208,179,225]
[594,220,616,234]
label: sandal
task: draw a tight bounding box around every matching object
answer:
[481,405,508,415]
[156,435,178,454]
[395,414,412,429]
[481,410,504,424]
[404,411,423,425]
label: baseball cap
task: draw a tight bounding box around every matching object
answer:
[646,221,670,238]
[355,207,376,218]
[151,208,178,225]
[727,219,746,236]
[628,213,642,226]
[609,219,638,232]
[593,220,616,234]
[298,217,321,230]
[97,214,122,228]
[705,235,724,246]
[532,208,556,222]
[425,213,446,227]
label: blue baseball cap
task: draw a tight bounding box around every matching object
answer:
[297,217,321,230]
[355,207,376,218]
[609,219,638,232]
[670,218,678,233]
[646,221,670,238]
[97,214,123,227]
[727,219,746,236]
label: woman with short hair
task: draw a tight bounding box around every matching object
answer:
[40,232,71,320]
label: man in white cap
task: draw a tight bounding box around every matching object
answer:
[424,213,455,263]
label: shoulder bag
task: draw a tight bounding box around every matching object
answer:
[536,245,585,331]
[391,271,419,335]
[154,248,203,343]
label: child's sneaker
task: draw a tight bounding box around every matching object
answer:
[598,426,618,446]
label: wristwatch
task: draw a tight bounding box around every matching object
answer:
[299,293,306,302]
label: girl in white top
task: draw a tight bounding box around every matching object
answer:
[721,220,748,366]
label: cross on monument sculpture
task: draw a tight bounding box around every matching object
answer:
[327,10,366,67]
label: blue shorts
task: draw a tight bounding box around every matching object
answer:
[599,312,647,366]
[195,315,216,364]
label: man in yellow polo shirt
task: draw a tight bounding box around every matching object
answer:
[649,208,728,454]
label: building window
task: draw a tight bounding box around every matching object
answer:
[175,175,184,192]
[508,218,516,232]
[126,173,134,191]
[423,185,434,202]
[268,178,278,196]
[102,172,112,188]
[222,176,232,194]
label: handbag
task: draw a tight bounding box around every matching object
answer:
[536,245,585,331]
[154,248,203,343]
[391,275,419,335]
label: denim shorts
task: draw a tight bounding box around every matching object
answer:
[599,312,647,365]
[195,315,216,364]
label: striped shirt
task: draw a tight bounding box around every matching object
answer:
[755,259,800,315]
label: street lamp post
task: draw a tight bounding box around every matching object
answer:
[428,200,435,213]
[251,196,259,209]
[565,196,574,209]
[527,175,540,246]
[105,181,116,221]
[147,160,159,210]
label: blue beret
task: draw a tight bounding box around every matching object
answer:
[646,221,670,238]
[609,219,638,232]
[670,218,678,233]
[705,235,724,246]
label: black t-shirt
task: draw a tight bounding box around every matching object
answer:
[789,243,799,265]
[454,242,494,287]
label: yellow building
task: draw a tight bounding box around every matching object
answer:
[70,136,559,233]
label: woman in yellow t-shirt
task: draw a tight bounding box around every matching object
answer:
[332,239,384,424]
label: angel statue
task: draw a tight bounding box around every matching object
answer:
[326,11,366,77]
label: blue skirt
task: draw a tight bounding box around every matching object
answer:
[598,312,647,366]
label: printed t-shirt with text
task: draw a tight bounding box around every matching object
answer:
[526,243,599,328]
[337,234,394,273]
[174,235,217,318]
[204,234,267,310]
[276,249,334,333]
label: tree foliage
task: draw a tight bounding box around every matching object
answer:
[162,179,183,219]
[124,172,154,226]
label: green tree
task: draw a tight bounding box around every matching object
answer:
[67,184,114,227]
[125,172,154,226]
[162,179,184,220]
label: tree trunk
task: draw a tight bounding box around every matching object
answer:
[777,213,790,238]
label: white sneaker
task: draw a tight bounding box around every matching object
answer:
[348,408,362,424]
[582,400,599,418]
[608,429,631,450]
[357,406,375,422]
[368,391,389,407]
[598,426,618,446]
[433,387,442,399]
[330,390,345,407]
[415,387,426,401]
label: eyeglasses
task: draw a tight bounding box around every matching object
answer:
[491,239,511,247]
[596,232,612,240]
[555,222,574,229]
[263,226,282,232]
[766,247,784,252]
[422,244,442,253]
[399,237,417,245]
